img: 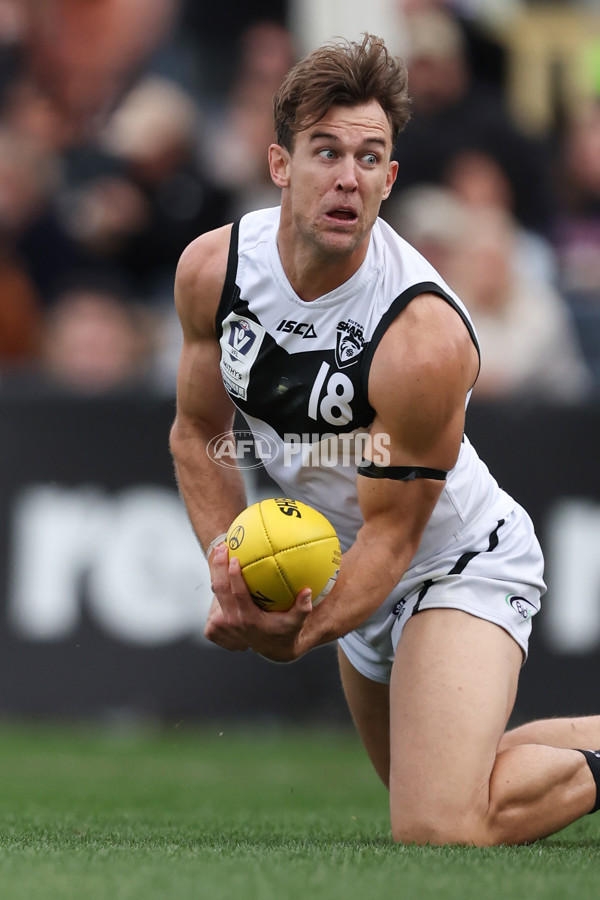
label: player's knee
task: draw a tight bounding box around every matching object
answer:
[390,807,492,847]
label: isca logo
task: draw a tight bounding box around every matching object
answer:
[206,430,279,469]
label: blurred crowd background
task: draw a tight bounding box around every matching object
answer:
[1,0,600,404]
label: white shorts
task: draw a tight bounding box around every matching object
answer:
[338,504,546,684]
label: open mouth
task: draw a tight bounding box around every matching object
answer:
[327,207,358,223]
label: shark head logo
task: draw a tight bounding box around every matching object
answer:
[335,319,365,368]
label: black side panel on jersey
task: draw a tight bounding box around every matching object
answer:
[215,219,376,438]
[219,293,375,438]
[359,281,481,398]
[215,219,241,338]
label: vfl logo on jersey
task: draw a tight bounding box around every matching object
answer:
[220,312,265,400]
[335,319,365,368]
[227,318,257,359]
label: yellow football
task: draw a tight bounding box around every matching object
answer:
[226,498,341,612]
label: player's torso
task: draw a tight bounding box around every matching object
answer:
[216,207,474,437]
[217,210,384,439]
[214,207,512,558]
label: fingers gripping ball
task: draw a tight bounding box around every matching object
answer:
[226,498,341,612]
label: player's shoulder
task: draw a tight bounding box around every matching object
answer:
[175,208,278,296]
[174,224,234,338]
[175,224,233,298]
[367,293,478,460]
[172,224,233,340]
[373,292,479,393]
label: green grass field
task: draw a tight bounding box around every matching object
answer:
[0,722,599,900]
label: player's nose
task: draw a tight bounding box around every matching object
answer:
[335,159,358,191]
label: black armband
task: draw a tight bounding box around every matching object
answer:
[576,749,600,813]
[357,460,448,482]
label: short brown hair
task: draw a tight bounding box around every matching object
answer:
[273,34,411,151]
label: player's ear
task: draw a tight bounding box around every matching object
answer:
[269,143,291,188]
[382,160,399,201]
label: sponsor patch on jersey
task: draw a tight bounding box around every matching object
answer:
[220,313,266,400]
[276,319,318,338]
[392,597,407,617]
[335,319,365,368]
[505,593,537,620]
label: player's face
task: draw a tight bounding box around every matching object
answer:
[270,101,398,261]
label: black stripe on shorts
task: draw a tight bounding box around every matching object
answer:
[411,518,506,615]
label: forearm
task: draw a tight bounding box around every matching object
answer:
[295,529,418,656]
[204,525,416,664]
[170,418,246,552]
[204,492,432,664]
[294,476,445,657]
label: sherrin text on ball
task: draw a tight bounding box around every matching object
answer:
[226,498,341,611]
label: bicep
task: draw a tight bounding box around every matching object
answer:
[355,296,476,552]
[355,460,446,571]
[352,402,453,575]
[174,334,235,436]
[366,295,476,471]
[172,227,236,436]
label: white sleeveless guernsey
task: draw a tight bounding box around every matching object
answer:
[216,205,515,552]
[216,206,544,678]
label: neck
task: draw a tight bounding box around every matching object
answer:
[276,210,371,302]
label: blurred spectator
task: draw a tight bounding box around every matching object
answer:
[40,281,155,394]
[59,174,149,269]
[442,207,593,403]
[0,0,27,107]
[179,1,288,106]
[58,75,233,301]
[0,125,96,302]
[392,7,555,236]
[2,75,79,154]
[22,0,182,140]
[389,186,594,401]
[0,0,594,407]
[552,100,600,300]
[0,14,48,368]
[399,0,513,93]
[0,252,42,366]
[443,147,558,286]
[201,22,297,217]
[236,18,297,88]
[551,99,600,386]
[384,183,469,281]
[0,126,60,236]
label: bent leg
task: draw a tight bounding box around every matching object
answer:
[500,716,600,752]
[389,609,596,846]
[338,645,390,787]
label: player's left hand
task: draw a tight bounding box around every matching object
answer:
[204,543,313,661]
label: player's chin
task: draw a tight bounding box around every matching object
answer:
[319,226,364,254]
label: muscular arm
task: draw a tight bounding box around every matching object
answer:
[296,294,479,653]
[207,294,479,660]
[173,226,314,650]
[169,225,247,553]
